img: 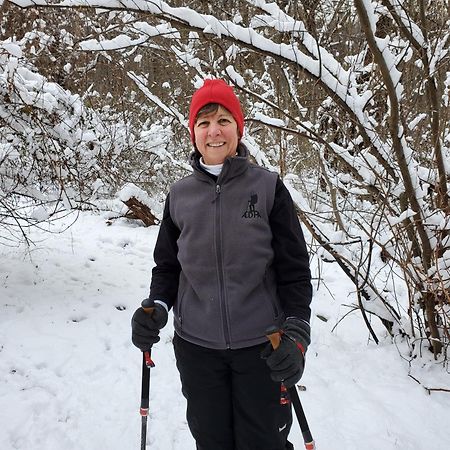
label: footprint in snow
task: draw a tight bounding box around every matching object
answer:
[69,315,87,323]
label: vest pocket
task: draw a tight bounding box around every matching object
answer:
[175,273,189,328]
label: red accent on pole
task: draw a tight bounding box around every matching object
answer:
[144,351,155,368]
[305,441,315,450]
[280,383,290,405]
[140,407,149,417]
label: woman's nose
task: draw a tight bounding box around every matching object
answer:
[208,123,221,136]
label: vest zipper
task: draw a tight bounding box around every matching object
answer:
[212,184,221,203]
[214,183,231,348]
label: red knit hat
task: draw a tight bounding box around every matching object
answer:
[189,79,244,143]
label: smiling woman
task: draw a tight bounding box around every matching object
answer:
[131,78,312,450]
[193,105,239,165]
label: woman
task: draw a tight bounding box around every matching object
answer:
[132,79,312,450]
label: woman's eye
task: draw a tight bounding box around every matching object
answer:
[197,121,208,127]
[219,119,231,124]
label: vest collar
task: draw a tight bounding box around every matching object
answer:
[190,143,249,183]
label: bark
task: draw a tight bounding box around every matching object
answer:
[123,197,158,227]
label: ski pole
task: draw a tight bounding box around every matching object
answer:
[140,307,155,450]
[266,327,315,450]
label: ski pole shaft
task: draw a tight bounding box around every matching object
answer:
[266,328,315,450]
[290,387,314,449]
[140,307,155,450]
[140,351,150,450]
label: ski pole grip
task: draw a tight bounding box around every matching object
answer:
[141,297,156,316]
[266,326,281,350]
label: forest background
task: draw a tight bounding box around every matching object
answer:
[1,0,450,389]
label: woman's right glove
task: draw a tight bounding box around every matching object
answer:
[131,299,168,352]
[262,318,311,388]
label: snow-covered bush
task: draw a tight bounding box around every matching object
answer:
[0,37,131,240]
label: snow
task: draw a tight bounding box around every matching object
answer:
[1,211,449,450]
[408,113,427,130]
[1,42,23,58]
[386,208,416,226]
[253,112,286,127]
[225,65,245,87]
[2,1,450,448]
[79,23,177,51]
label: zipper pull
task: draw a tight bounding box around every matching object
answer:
[212,184,221,203]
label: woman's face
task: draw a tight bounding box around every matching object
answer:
[194,105,239,165]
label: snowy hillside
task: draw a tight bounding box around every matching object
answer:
[1,212,449,450]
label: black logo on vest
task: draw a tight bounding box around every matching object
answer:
[242,194,261,219]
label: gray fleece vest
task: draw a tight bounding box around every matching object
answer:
[169,153,284,349]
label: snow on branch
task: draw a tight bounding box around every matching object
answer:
[246,0,353,90]
[127,70,187,127]
[11,0,346,100]
[383,0,426,48]
[80,22,179,51]
[0,34,132,218]
[285,175,400,326]
[11,0,397,173]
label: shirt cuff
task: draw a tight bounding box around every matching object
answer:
[154,299,169,313]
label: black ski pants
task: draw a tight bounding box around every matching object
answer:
[173,333,294,450]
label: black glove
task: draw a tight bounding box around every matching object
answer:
[131,299,168,352]
[262,318,311,388]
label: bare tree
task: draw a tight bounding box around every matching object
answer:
[4,0,450,361]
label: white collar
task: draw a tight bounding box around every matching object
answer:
[199,158,223,176]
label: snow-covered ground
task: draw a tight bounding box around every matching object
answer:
[1,211,449,450]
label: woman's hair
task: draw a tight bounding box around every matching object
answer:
[195,103,220,122]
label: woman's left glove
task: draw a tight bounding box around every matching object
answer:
[262,318,311,388]
[131,299,168,352]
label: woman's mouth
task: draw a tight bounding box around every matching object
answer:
[207,142,226,148]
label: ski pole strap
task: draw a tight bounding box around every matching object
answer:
[295,340,306,356]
